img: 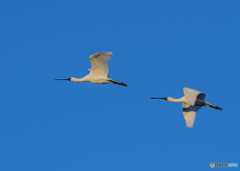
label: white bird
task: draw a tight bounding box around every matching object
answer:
[151,87,222,128]
[55,52,127,86]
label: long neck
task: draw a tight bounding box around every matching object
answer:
[168,96,187,103]
[71,76,88,82]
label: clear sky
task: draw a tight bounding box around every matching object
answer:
[0,0,239,170]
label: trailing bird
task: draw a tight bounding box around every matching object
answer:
[151,87,222,128]
[55,52,127,87]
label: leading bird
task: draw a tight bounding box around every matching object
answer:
[151,87,222,128]
[55,52,127,86]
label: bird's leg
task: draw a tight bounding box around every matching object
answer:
[109,80,127,87]
[209,105,223,111]
[205,102,223,111]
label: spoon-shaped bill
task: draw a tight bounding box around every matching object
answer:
[151,97,167,100]
[55,78,71,81]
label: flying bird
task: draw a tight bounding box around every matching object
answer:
[151,87,222,128]
[55,52,127,86]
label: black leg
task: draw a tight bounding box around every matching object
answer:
[209,105,223,111]
[109,80,127,87]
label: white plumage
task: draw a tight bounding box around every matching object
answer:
[55,52,127,86]
[89,52,112,77]
[183,88,206,106]
[151,87,222,128]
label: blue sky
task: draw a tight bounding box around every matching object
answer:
[0,0,239,170]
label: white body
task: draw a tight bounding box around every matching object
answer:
[167,88,209,128]
[152,87,222,128]
[71,52,114,83]
[56,52,127,86]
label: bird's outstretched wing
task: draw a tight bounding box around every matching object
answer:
[183,87,206,106]
[182,103,202,128]
[89,52,113,77]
